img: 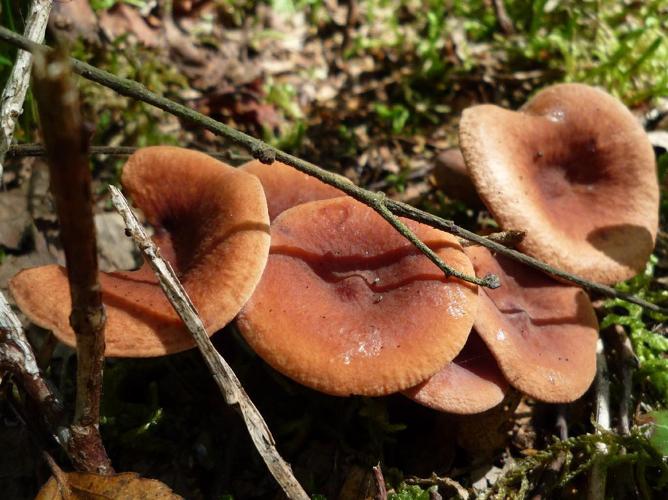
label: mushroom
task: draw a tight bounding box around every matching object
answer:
[465,246,599,402]
[236,197,478,396]
[10,146,271,356]
[459,83,658,284]
[403,331,508,414]
[240,160,347,221]
[433,147,482,208]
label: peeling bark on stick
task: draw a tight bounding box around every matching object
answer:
[0,0,52,182]
[0,291,69,447]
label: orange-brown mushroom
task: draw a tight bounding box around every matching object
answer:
[459,83,658,284]
[10,146,270,357]
[236,197,478,396]
[403,331,508,414]
[466,246,598,402]
[240,160,347,221]
[433,147,482,208]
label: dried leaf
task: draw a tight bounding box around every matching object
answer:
[0,187,31,251]
[99,5,160,48]
[35,471,183,500]
[49,0,100,44]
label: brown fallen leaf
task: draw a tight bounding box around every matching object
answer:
[99,5,161,48]
[0,186,31,251]
[36,471,183,500]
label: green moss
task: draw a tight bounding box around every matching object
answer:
[602,257,668,406]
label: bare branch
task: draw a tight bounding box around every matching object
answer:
[0,291,70,450]
[0,26,665,312]
[32,47,111,474]
[7,143,249,162]
[109,186,309,500]
[0,0,52,183]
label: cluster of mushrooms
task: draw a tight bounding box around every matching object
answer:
[9,83,659,416]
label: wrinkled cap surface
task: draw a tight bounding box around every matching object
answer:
[460,83,658,284]
[466,246,598,402]
[10,146,271,356]
[237,197,478,396]
[240,160,346,221]
[403,331,508,414]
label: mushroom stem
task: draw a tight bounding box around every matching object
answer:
[32,47,112,474]
[109,186,309,500]
[587,338,611,500]
[2,26,666,312]
[612,325,637,436]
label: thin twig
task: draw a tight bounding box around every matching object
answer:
[6,143,248,162]
[587,338,610,500]
[0,27,492,289]
[32,48,111,474]
[459,230,525,249]
[370,192,499,287]
[0,0,52,183]
[1,26,665,312]
[492,0,515,35]
[109,186,308,500]
[405,474,469,499]
[43,451,73,498]
[0,291,70,448]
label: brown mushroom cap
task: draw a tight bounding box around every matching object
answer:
[240,160,347,221]
[236,197,478,396]
[10,146,270,357]
[433,148,482,207]
[466,246,598,402]
[460,83,658,284]
[403,331,508,414]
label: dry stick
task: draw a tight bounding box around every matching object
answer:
[108,186,308,500]
[6,143,247,162]
[492,0,515,35]
[405,474,468,499]
[0,0,52,183]
[32,49,112,474]
[0,291,70,448]
[1,27,665,312]
[0,27,491,289]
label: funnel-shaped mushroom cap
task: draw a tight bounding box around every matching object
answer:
[240,160,346,221]
[433,148,482,207]
[403,332,508,414]
[10,146,270,357]
[460,83,658,284]
[237,197,478,396]
[466,246,598,402]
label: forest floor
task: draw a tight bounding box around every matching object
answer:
[2,1,668,499]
